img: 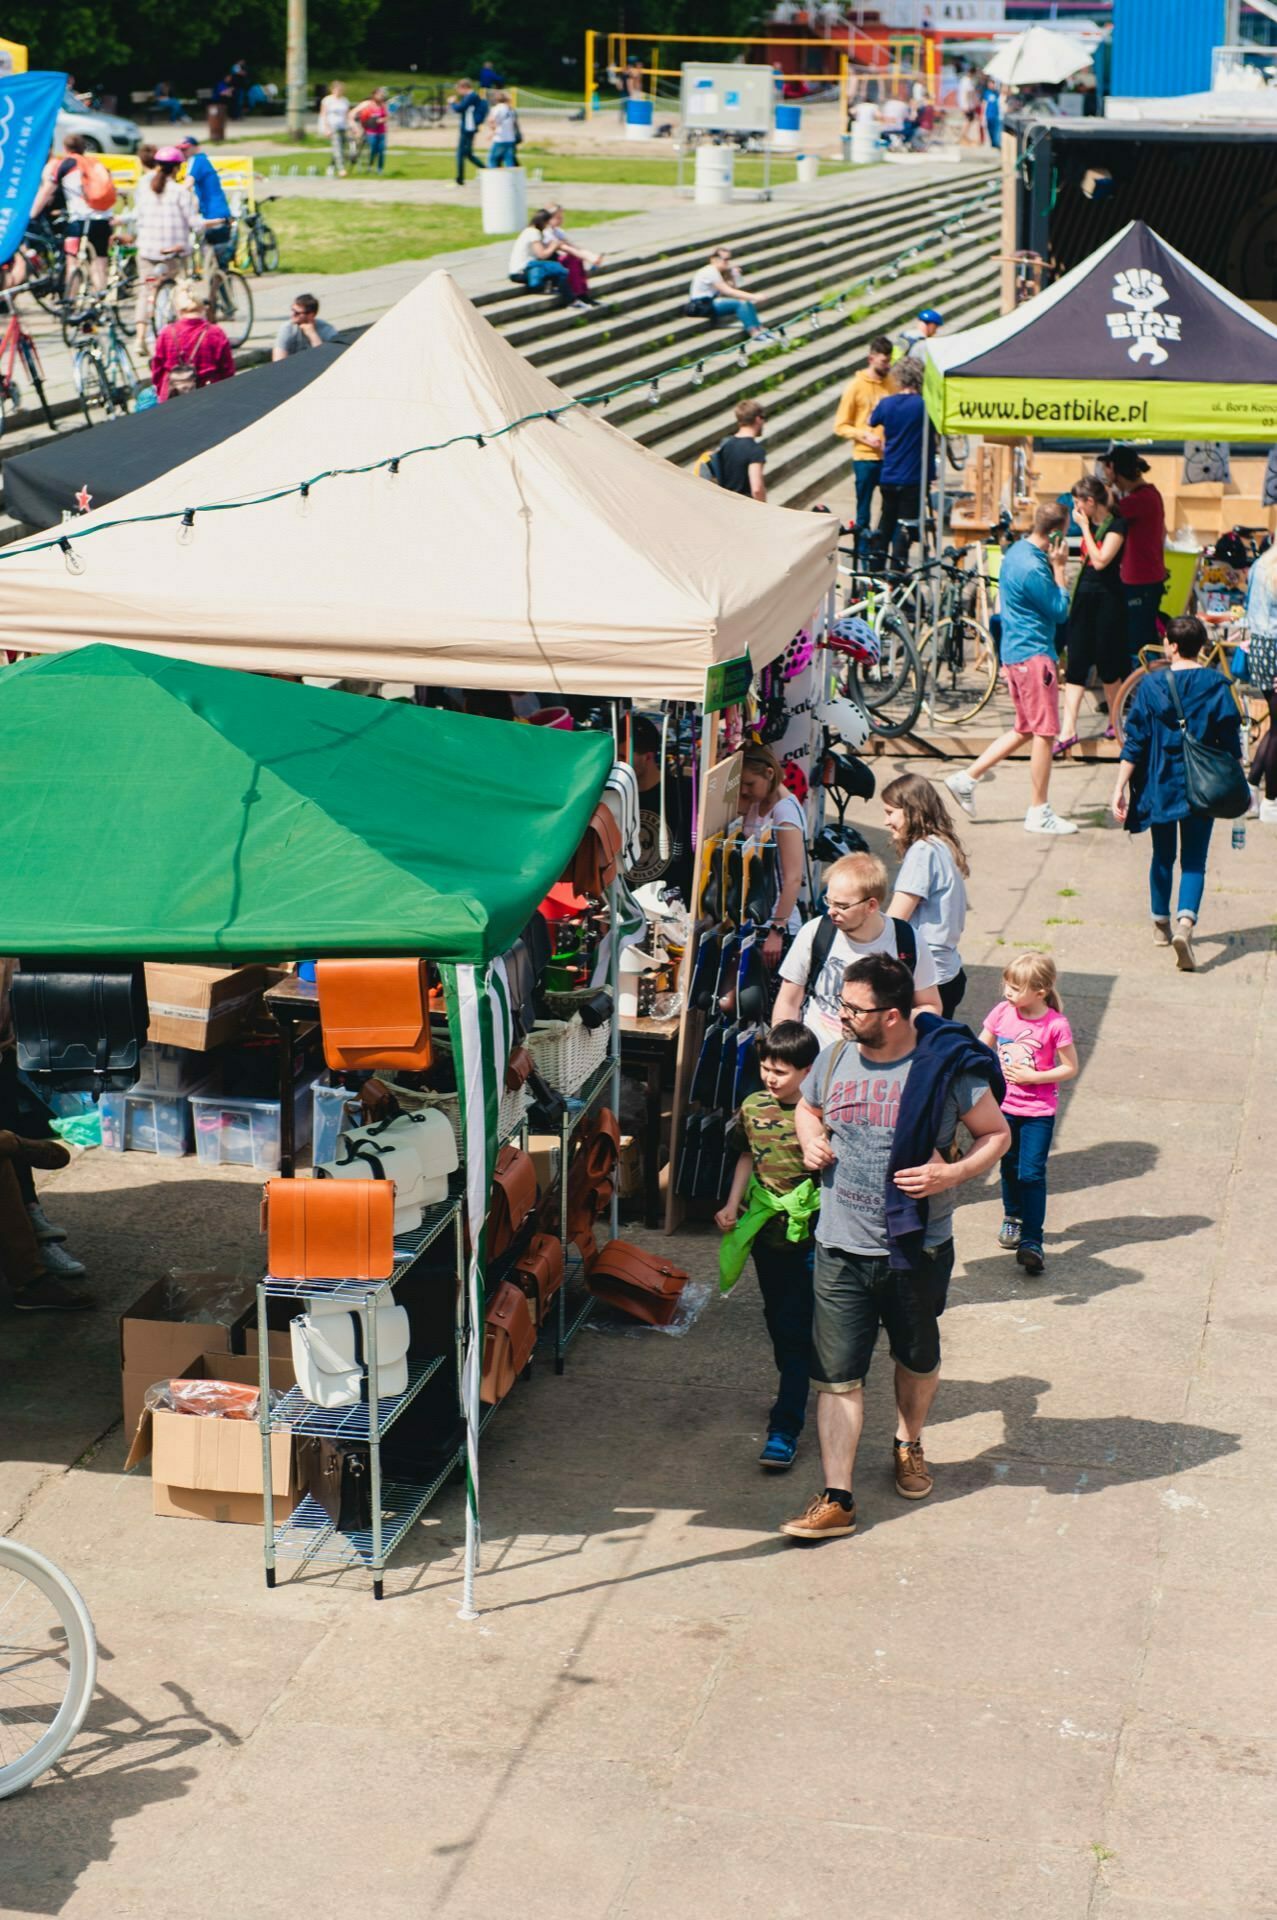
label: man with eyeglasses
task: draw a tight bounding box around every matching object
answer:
[272,293,338,361]
[780,954,1008,1541]
[773,850,941,1045]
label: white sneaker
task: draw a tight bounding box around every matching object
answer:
[1260,797,1277,824]
[751,329,780,346]
[1024,803,1078,836]
[26,1201,67,1243]
[945,771,978,818]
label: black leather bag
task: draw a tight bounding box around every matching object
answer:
[1165,673,1251,820]
[12,965,148,1092]
[296,1435,373,1533]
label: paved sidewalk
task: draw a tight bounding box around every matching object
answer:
[5,755,1275,1917]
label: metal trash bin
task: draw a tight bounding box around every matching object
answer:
[206,101,227,142]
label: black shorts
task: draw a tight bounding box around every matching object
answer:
[1066,591,1129,687]
[811,1239,954,1391]
[65,218,113,256]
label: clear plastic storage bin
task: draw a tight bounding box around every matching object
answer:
[190,1079,315,1174]
[99,1081,213,1158]
[311,1080,359,1168]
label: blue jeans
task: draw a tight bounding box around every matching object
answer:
[515,259,569,294]
[853,460,880,553]
[1149,812,1213,921]
[1000,1112,1055,1249]
[1124,582,1163,662]
[712,295,760,332]
[751,1233,814,1438]
[488,142,517,166]
[364,131,386,170]
[456,132,485,182]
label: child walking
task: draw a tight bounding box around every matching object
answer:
[979,951,1078,1276]
[716,1022,822,1470]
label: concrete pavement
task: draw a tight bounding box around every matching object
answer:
[4,753,1276,1917]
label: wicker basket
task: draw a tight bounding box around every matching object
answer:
[376,1077,530,1152]
[526,1016,609,1096]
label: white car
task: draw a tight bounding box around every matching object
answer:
[55,92,141,154]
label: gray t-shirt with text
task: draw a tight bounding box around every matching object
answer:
[802,1038,984,1257]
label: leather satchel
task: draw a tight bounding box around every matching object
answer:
[337,1109,458,1205]
[481,1279,537,1404]
[295,1435,373,1532]
[290,1299,410,1408]
[264,1178,396,1281]
[12,965,148,1092]
[586,1240,689,1327]
[513,1232,565,1324]
[563,802,623,898]
[316,958,433,1072]
[487,1145,537,1261]
[314,1136,428,1234]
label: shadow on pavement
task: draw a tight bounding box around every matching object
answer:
[955,1208,1213,1306]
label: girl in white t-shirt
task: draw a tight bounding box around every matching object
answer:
[883,771,969,1018]
[739,743,808,968]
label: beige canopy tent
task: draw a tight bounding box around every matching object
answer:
[0,273,837,701]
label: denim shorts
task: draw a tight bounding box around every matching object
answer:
[811,1239,955,1392]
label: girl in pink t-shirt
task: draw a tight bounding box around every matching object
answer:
[979,951,1078,1277]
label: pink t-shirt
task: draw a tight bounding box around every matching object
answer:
[982,1001,1074,1117]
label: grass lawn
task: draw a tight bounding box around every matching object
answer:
[258,141,852,191]
[254,73,584,107]
[270,198,622,275]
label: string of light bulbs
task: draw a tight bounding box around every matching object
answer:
[10,183,999,574]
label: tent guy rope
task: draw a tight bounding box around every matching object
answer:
[2,185,999,571]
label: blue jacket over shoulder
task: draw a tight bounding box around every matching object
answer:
[884,1013,1005,1272]
[1120,666,1243,833]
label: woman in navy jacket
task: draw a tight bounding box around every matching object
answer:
[1111,615,1243,973]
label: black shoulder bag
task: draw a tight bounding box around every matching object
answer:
[1164,672,1250,820]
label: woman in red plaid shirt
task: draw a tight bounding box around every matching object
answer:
[150,284,235,401]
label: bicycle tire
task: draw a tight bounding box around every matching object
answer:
[922,615,1000,726]
[151,277,178,340]
[859,628,925,738]
[255,221,280,273]
[73,346,111,426]
[1112,661,1160,747]
[212,269,253,349]
[21,239,62,312]
[847,605,915,712]
[19,335,57,433]
[0,1539,96,1799]
[59,263,92,347]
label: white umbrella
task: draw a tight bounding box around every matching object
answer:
[985,27,1094,88]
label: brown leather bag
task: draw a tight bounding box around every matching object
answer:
[581,1107,620,1181]
[563,803,623,899]
[504,1045,533,1092]
[481,1279,536,1404]
[513,1232,565,1324]
[586,1240,689,1327]
[263,1178,396,1281]
[487,1145,537,1261]
[316,959,433,1073]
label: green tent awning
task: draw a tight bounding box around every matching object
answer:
[0,646,613,962]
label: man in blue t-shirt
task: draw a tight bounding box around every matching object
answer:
[177,136,233,265]
[867,356,932,573]
[945,502,1078,837]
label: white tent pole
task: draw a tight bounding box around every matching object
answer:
[918,404,933,723]
[451,960,494,1623]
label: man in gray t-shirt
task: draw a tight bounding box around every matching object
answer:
[272,293,338,361]
[779,953,1008,1545]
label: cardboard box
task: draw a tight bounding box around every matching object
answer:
[527,1133,562,1193]
[143,963,269,1051]
[119,1270,256,1439]
[126,1352,298,1524]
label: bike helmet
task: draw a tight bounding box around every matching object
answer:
[779,628,818,680]
[831,613,881,665]
[918,308,943,326]
[781,758,809,804]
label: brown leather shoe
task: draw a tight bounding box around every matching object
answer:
[894,1439,933,1500]
[780,1493,857,1540]
[0,1130,71,1171]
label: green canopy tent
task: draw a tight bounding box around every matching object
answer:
[0,645,615,1612]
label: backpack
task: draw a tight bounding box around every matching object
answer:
[76,153,117,213]
[806,914,916,996]
[696,445,724,485]
[167,323,209,398]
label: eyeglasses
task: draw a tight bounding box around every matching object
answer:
[827,894,873,912]
[839,1001,884,1022]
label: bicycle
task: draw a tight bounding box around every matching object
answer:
[0,294,57,437]
[67,294,140,424]
[232,196,281,277]
[0,1537,97,1799]
[153,247,254,350]
[834,551,925,738]
[1112,625,1255,746]
[915,543,1000,726]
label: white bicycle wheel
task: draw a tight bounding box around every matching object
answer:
[0,1539,96,1798]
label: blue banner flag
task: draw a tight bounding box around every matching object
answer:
[0,71,67,265]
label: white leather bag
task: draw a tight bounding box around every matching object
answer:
[333,1109,459,1211]
[315,1134,428,1232]
[290,1301,410,1410]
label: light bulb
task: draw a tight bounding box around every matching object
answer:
[58,537,85,576]
[737,344,749,370]
[298,482,311,518]
[691,362,705,387]
[178,508,195,547]
[647,380,660,407]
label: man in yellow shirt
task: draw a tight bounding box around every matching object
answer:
[833,334,894,565]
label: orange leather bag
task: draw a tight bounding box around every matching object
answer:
[480,1279,537,1404]
[487,1145,537,1261]
[316,959,433,1073]
[564,1106,620,1243]
[263,1178,396,1281]
[586,1240,689,1327]
[513,1232,565,1325]
[562,803,623,899]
